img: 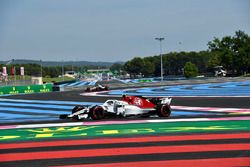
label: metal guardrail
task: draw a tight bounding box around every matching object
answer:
[0,80,32,86]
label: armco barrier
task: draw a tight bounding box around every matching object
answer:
[0,84,53,95]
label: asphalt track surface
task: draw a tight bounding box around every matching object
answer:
[0,80,250,166]
[3,89,250,108]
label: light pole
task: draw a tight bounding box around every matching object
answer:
[62,60,64,81]
[155,37,164,81]
[40,59,43,78]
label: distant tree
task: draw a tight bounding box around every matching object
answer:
[110,63,123,75]
[232,30,250,74]
[208,30,250,75]
[184,62,198,78]
[141,58,155,77]
[208,52,221,68]
[123,57,144,78]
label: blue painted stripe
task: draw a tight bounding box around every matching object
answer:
[88,80,98,86]
[58,83,68,87]
[0,99,102,123]
[0,102,73,109]
[108,81,250,96]
[76,81,88,86]
[67,81,82,87]
[0,107,70,114]
[60,80,98,87]
[0,112,56,119]
[2,117,57,123]
[0,98,102,105]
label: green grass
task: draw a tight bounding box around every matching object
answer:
[5,75,31,80]
[42,76,75,83]
[243,73,250,77]
[3,75,75,83]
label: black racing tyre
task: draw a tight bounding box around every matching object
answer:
[85,87,91,92]
[59,114,68,119]
[157,104,171,117]
[89,106,105,120]
[72,105,85,114]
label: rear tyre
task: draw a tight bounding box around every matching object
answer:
[157,104,171,117]
[89,106,105,120]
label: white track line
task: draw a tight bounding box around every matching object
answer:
[171,106,250,113]
[80,92,250,98]
[1,116,250,130]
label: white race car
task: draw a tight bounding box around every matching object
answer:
[60,95,172,120]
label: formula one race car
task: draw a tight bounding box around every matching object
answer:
[59,95,172,120]
[85,84,109,92]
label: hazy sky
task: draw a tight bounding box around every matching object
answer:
[0,0,249,62]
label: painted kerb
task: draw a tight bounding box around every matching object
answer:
[0,120,249,142]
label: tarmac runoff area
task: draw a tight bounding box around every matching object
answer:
[0,77,249,166]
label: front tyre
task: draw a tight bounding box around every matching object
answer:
[71,105,86,120]
[157,104,171,117]
[85,87,91,92]
[72,105,85,114]
[89,106,105,120]
[59,114,68,119]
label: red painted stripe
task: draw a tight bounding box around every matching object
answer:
[1,132,250,150]
[0,143,249,162]
[55,157,250,167]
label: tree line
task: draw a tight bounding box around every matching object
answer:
[122,51,211,77]
[120,30,250,77]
